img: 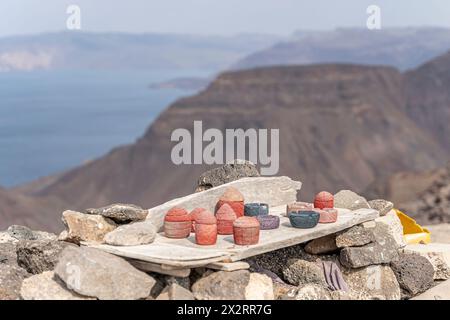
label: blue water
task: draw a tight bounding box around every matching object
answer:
[0,70,200,187]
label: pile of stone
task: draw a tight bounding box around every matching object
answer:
[58,204,157,247]
[1,162,450,300]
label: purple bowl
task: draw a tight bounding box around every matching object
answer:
[256,215,280,230]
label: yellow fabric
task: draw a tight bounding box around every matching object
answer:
[395,209,431,244]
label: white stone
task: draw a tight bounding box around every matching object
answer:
[375,209,406,248]
[245,273,274,300]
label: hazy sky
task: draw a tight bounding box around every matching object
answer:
[1,0,449,37]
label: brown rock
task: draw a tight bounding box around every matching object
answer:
[304,234,338,255]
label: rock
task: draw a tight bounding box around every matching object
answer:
[86,203,148,223]
[20,271,94,300]
[0,231,18,244]
[402,243,450,280]
[412,279,450,300]
[195,160,260,192]
[7,225,37,241]
[192,270,273,300]
[369,199,394,216]
[54,246,155,300]
[335,225,375,248]
[61,210,117,244]
[0,264,30,300]
[104,221,157,246]
[282,259,326,286]
[390,253,434,296]
[147,176,302,231]
[304,234,338,255]
[156,283,194,300]
[340,223,399,268]
[374,210,406,248]
[245,273,274,300]
[0,241,18,266]
[334,190,370,211]
[342,265,401,300]
[16,239,70,274]
[273,282,297,300]
[282,284,333,300]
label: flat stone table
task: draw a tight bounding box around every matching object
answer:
[89,206,379,271]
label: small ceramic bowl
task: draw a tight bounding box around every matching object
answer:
[286,202,313,217]
[244,203,269,217]
[256,215,280,230]
[289,210,320,229]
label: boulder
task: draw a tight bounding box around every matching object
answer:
[60,210,117,244]
[390,253,434,296]
[156,283,194,300]
[86,203,148,223]
[20,271,94,300]
[195,160,260,192]
[0,264,30,300]
[16,239,70,274]
[374,210,406,248]
[334,190,370,211]
[335,225,375,248]
[340,224,399,268]
[54,246,155,300]
[342,265,401,300]
[282,259,326,287]
[273,282,297,300]
[304,234,338,255]
[192,270,273,300]
[104,221,157,246]
[402,243,450,280]
[369,199,394,216]
[147,176,301,231]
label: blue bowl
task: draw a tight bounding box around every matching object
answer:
[289,210,320,229]
[244,203,269,217]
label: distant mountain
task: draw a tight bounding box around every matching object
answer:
[149,76,211,91]
[5,50,450,231]
[233,28,450,71]
[0,32,281,72]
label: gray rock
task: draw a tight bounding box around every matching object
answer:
[340,223,399,268]
[0,264,30,300]
[7,225,37,241]
[20,271,94,300]
[402,243,450,280]
[304,234,338,255]
[334,190,370,211]
[391,253,434,296]
[369,199,394,216]
[16,239,70,274]
[282,259,326,287]
[156,283,194,300]
[86,203,148,223]
[195,160,260,192]
[54,246,155,300]
[273,282,297,300]
[0,231,18,244]
[192,270,273,300]
[104,221,156,246]
[375,211,406,248]
[335,225,375,248]
[342,265,401,300]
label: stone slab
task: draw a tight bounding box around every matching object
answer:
[146,176,302,231]
[88,206,379,268]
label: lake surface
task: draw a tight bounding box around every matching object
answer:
[0,70,201,187]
